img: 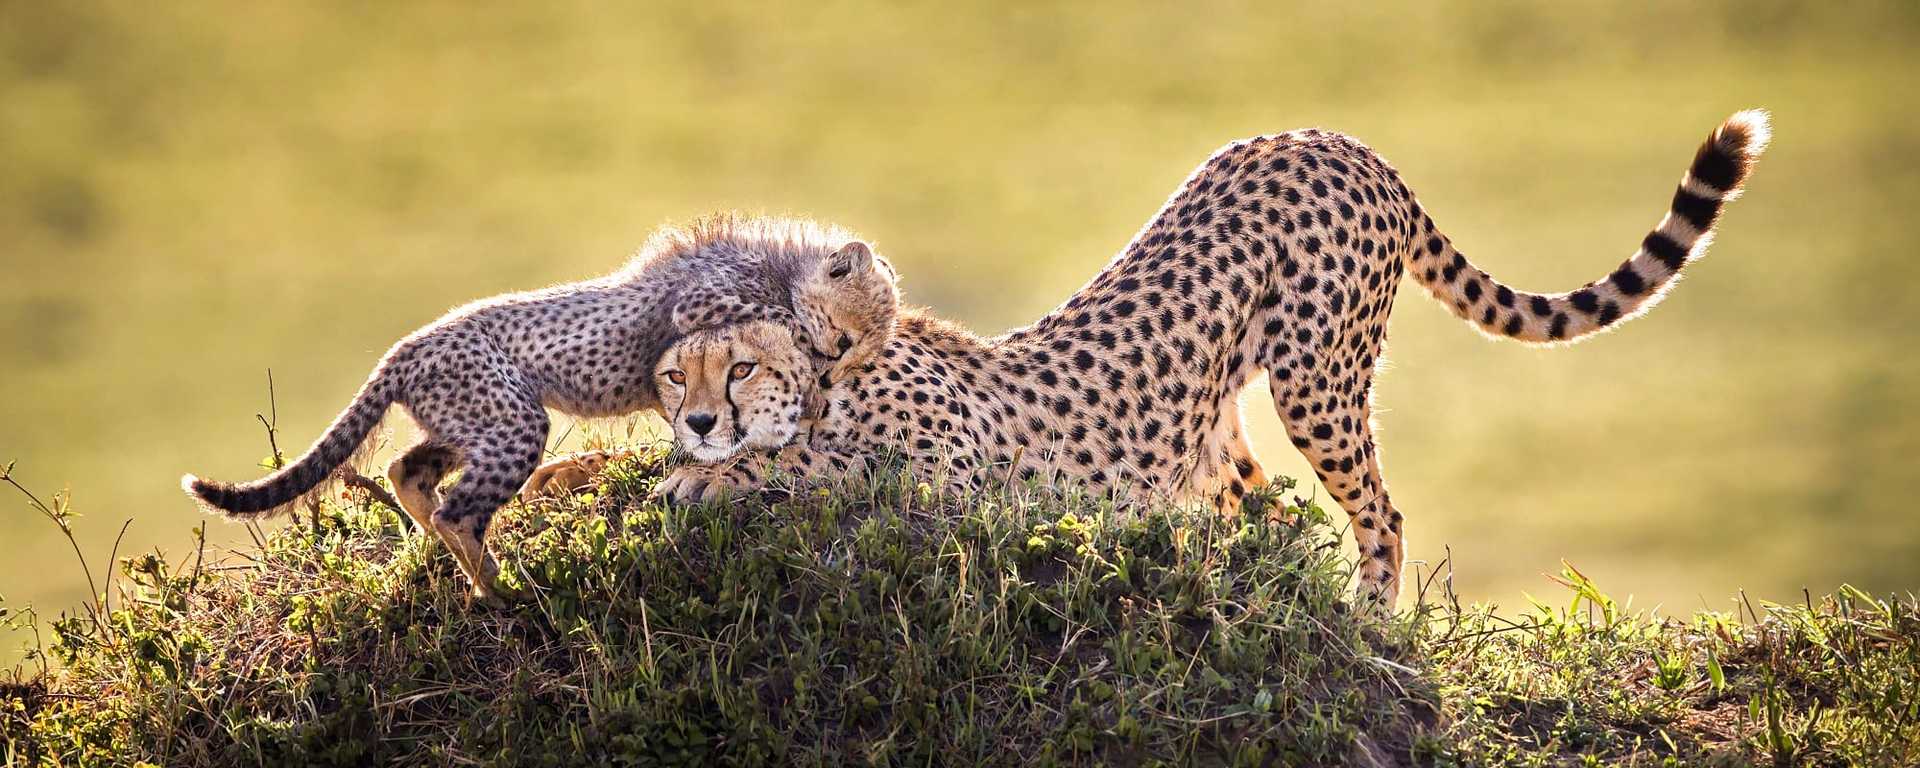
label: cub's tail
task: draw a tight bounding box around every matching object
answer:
[181,370,396,518]
[1409,110,1770,343]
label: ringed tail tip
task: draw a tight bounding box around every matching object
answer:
[180,473,212,506]
[1692,110,1771,200]
[1721,109,1772,158]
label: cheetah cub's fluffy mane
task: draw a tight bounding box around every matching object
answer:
[621,214,860,280]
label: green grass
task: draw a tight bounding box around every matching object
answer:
[4,455,1914,766]
[5,3,1920,645]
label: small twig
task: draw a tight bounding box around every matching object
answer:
[253,367,323,541]
[337,467,403,515]
[256,369,285,470]
[548,418,579,459]
[305,495,324,540]
[0,461,107,638]
[101,518,133,618]
[188,522,208,592]
[1740,589,1761,627]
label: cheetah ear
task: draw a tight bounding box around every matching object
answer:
[824,241,874,281]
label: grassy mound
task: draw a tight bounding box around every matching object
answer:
[2,453,1916,766]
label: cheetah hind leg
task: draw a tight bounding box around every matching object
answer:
[429,434,546,606]
[389,442,459,536]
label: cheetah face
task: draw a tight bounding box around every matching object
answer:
[655,320,810,462]
[792,241,899,377]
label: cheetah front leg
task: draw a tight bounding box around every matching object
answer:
[654,442,875,505]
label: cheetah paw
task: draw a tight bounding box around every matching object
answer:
[653,465,742,505]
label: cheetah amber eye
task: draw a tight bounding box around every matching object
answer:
[730,362,756,381]
[664,370,686,386]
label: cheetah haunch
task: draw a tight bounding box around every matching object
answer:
[661,112,1771,607]
[182,215,900,602]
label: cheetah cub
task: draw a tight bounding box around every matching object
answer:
[181,215,899,602]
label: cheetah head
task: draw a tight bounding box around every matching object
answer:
[655,320,810,462]
[792,241,899,380]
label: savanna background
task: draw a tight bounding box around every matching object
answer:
[2,2,1916,664]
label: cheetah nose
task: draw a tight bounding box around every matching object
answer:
[685,412,718,436]
[836,335,853,354]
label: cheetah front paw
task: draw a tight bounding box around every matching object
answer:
[653,464,746,505]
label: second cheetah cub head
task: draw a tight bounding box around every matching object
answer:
[656,320,811,462]
[793,241,899,385]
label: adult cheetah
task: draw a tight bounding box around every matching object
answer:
[182,215,899,601]
[662,112,1770,606]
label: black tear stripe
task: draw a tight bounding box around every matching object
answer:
[724,372,743,446]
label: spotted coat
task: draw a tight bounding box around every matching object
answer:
[182,215,898,601]
[663,112,1771,606]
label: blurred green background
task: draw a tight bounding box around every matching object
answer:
[4,2,1916,661]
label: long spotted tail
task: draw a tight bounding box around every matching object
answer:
[1409,110,1770,343]
[181,370,395,517]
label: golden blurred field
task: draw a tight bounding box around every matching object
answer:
[3,2,1917,658]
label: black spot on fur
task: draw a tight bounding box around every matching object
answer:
[1569,289,1599,315]
[1609,266,1647,296]
[1642,232,1689,271]
[1597,301,1622,327]
[1670,187,1723,231]
[1690,144,1743,191]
